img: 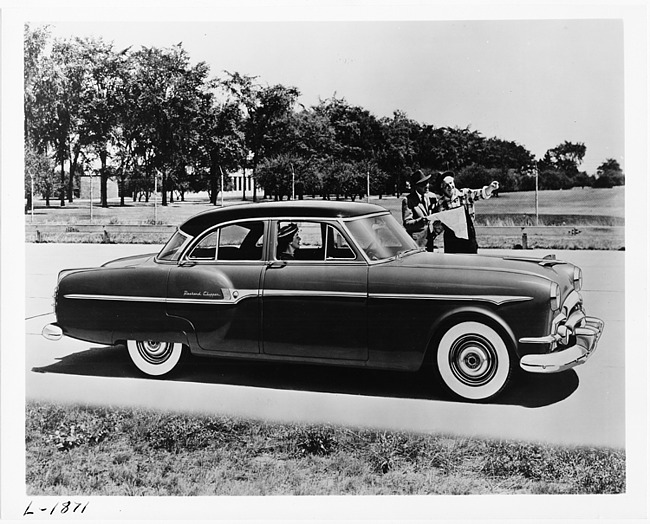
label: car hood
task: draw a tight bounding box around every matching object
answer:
[392,250,575,286]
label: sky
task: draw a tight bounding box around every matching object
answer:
[38,17,626,175]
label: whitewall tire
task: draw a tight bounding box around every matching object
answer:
[126,340,183,376]
[436,321,511,401]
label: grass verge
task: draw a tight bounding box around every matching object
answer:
[26,401,625,496]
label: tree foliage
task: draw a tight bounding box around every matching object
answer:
[24,25,620,210]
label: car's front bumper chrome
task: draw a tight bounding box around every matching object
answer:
[519,316,604,373]
[42,323,63,341]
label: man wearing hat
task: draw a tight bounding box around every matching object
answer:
[277,223,301,260]
[432,171,499,254]
[401,169,440,251]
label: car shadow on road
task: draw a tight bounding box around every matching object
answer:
[32,344,579,408]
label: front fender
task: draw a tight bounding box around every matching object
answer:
[425,305,518,361]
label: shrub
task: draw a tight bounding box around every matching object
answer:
[294,427,338,456]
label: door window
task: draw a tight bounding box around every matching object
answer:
[188,221,264,261]
[275,221,357,261]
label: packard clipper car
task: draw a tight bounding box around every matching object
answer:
[43,201,604,401]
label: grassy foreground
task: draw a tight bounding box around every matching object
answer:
[26,401,625,496]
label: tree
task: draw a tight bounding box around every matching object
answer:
[380,111,419,196]
[25,142,55,209]
[538,141,586,178]
[195,88,246,205]
[27,33,86,206]
[130,45,210,206]
[75,36,129,207]
[222,72,300,201]
[594,158,624,187]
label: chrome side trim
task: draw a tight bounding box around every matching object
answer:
[263,290,367,299]
[369,293,533,306]
[64,290,531,306]
[63,289,260,306]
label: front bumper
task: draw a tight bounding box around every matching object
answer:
[519,316,604,373]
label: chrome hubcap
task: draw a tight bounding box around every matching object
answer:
[137,341,174,365]
[449,335,497,387]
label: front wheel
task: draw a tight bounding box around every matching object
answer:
[436,321,512,401]
[126,340,184,376]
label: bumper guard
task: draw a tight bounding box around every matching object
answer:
[519,316,604,373]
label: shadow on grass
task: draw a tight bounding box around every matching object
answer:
[32,344,579,408]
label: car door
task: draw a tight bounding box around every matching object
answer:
[262,220,368,361]
[166,219,266,354]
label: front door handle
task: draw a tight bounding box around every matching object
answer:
[266,261,286,269]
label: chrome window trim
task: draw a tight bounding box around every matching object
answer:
[270,217,364,263]
[155,230,192,263]
[180,218,268,263]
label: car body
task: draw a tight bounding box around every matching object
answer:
[43,200,604,401]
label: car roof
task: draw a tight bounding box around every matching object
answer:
[179,200,388,236]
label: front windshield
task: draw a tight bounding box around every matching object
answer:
[157,230,191,261]
[345,213,419,261]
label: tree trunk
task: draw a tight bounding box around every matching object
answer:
[67,145,80,203]
[252,166,257,203]
[209,156,219,205]
[99,150,108,208]
[162,171,167,206]
[59,156,66,207]
[120,173,126,206]
[241,169,247,201]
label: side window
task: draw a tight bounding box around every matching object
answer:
[325,225,356,260]
[188,221,264,261]
[275,221,356,261]
[276,221,322,261]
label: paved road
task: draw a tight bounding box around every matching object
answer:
[24,244,625,448]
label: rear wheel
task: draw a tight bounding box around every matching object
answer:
[436,321,512,401]
[126,340,183,376]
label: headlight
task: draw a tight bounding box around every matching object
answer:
[573,266,583,291]
[550,282,561,311]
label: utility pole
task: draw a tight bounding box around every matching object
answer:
[535,167,539,226]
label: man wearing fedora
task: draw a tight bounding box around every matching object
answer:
[401,169,440,251]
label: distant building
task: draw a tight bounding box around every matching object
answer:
[222,170,265,198]
[79,175,119,199]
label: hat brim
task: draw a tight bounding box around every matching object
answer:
[413,173,431,185]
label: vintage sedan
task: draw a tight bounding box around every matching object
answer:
[42,201,603,401]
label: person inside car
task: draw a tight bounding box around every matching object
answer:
[277,223,301,260]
